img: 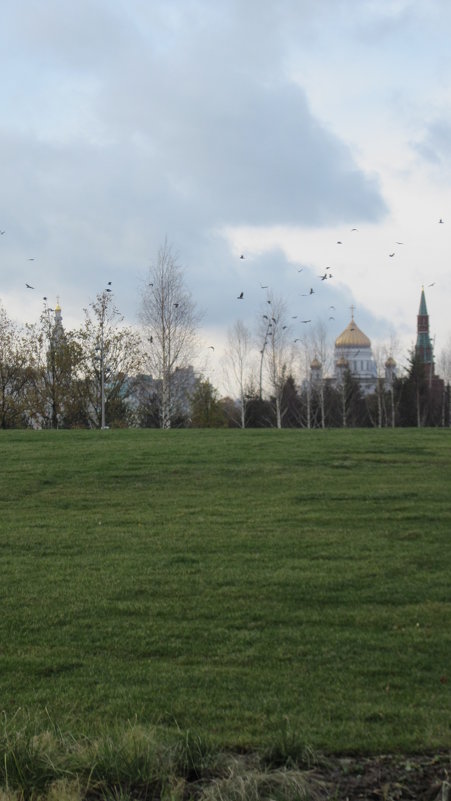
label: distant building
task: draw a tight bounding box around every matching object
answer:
[308,306,396,395]
[415,287,436,381]
[333,307,379,394]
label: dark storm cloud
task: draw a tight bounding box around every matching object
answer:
[0,0,388,328]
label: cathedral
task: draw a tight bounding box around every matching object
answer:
[310,287,438,394]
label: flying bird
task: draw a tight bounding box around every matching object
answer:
[428,282,435,287]
[25,283,34,289]
[389,252,395,257]
[106,288,112,292]
[240,254,245,259]
[237,292,244,299]
[337,241,343,244]
[174,302,179,307]
[351,228,358,231]
[297,267,303,273]
[301,319,311,323]
[329,317,335,321]
[330,305,335,310]
[260,284,268,289]
[28,258,35,261]
[107,281,112,285]
[0,230,5,235]
[208,345,215,350]
[439,219,444,224]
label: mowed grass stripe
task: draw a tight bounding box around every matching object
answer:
[0,428,449,752]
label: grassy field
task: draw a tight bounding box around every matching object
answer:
[0,428,450,758]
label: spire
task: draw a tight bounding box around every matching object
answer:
[52,298,64,345]
[415,287,433,370]
[418,286,428,316]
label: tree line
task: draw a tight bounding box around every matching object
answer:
[1,241,450,429]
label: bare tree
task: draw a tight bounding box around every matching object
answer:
[139,240,201,428]
[260,294,293,428]
[295,321,331,429]
[438,335,451,427]
[221,320,255,428]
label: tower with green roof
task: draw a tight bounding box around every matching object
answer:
[415,287,434,378]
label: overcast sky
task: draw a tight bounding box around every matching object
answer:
[1,0,451,378]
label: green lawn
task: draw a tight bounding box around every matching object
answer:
[0,428,450,754]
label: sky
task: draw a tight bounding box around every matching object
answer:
[1,0,451,384]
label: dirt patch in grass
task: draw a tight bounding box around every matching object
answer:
[311,751,450,800]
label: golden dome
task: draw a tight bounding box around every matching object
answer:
[335,318,371,348]
[336,356,348,367]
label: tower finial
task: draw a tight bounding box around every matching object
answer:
[350,304,355,320]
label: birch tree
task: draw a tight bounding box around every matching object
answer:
[139,241,200,428]
[222,319,254,428]
[260,294,293,428]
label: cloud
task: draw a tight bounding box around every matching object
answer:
[413,119,451,169]
[0,0,389,337]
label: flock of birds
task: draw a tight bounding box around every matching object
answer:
[0,218,445,354]
[226,219,444,352]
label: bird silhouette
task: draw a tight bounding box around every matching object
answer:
[237,292,244,299]
[0,230,5,235]
[389,253,395,257]
[439,219,444,224]
[26,283,34,289]
[301,319,311,323]
[208,345,215,350]
[351,228,358,232]
[106,288,112,292]
[174,302,179,307]
[107,281,112,285]
[428,282,435,287]
[260,284,268,289]
[240,254,245,259]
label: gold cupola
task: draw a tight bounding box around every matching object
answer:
[335,317,371,349]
